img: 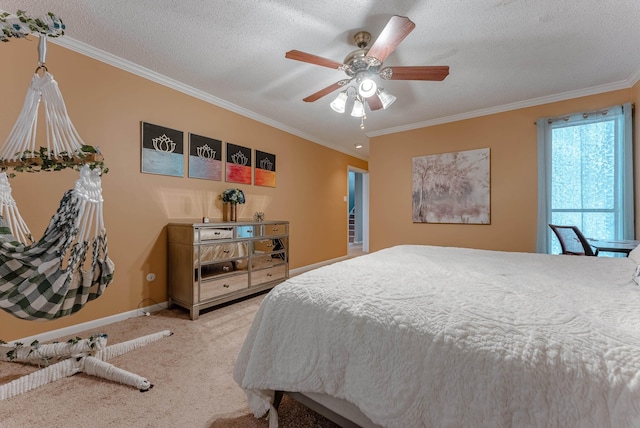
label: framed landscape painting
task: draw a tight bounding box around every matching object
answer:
[412,148,490,224]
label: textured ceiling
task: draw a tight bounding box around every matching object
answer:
[2,1,640,160]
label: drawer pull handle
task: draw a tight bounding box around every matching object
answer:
[267,257,273,262]
[214,232,221,235]
[267,273,272,277]
[222,266,230,272]
[223,250,230,253]
[266,243,273,248]
[223,283,230,288]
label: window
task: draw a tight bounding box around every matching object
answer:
[536,103,634,254]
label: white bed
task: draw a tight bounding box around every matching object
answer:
[233,245,640,427]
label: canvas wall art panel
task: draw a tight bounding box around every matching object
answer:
[188,133,222,180]
[412,148,490,224]
[225,142,252,184]
[254,150,276,187]
[141,122,184,177]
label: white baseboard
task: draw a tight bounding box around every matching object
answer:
[12,302,168,345]
[13,257,343,344]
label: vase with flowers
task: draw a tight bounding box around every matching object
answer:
[221,188,245,222]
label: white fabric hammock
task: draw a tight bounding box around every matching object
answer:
[0,164,115,320]
[0,11,148,403]
[0,31,114,320]
[0,70,86,161]
[0,172,32,244]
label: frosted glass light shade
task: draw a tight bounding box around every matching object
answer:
[330,91,348,113]
[378,88,397,109]
[351,98,365,117]
[358,79,377,98]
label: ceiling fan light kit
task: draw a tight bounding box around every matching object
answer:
[351,97,365,118]
[377,88,397,109]
[330,91,348,113]
[285,15,449,128]
[357,77,377,98]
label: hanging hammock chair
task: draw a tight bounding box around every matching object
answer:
[0,12,114,320]
[0,166,114,320]
[0,12,157,403]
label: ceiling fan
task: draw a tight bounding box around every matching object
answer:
[285,15,449,116]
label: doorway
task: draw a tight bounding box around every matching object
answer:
[348,167,369,256]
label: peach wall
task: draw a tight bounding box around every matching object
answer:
[369,89,635,253]
[634,81,640,227]
[0,39,366,341]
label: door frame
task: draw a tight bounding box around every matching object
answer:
[348,166,369,253]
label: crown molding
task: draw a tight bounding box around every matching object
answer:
[627,64,640,89]
[50,37,367,161]
[367,80,634,138]
[48,37,636,159]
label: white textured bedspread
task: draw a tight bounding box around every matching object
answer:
[233,245,640,427]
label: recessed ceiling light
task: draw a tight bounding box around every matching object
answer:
[354,143,363,149]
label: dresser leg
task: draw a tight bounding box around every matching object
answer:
[190,307,199,321]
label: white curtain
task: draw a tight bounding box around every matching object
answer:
[536,102,634,253]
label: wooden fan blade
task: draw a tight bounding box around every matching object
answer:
[285,50,343,69]
[381,66,449,81]
[366,94,383,111]
[366,16,416,63]
[303,79,351,102]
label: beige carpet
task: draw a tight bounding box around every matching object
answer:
[0,293,340,428]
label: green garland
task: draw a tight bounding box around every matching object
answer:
[0,145,109,177]
[0,10,65,42]
[0,334,105,366]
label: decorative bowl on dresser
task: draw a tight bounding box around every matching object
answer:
[167,220,289,320]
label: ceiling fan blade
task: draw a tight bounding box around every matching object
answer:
[366,94,383,111]
[285,50,344,69]
[303,79,351,102]
[380,66,449,81]
[366,16,416,64]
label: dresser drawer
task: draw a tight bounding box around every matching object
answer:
[259,223,288,237]
[251,264,287,286]
[196,242,248,264]
[196,258,249,281]
[195,227,234,241]
[199,273,248,301]
[253,238,288,254]
[251,252,286,270]
[236,225,255,238]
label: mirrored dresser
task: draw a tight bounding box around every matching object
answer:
[167,220,289,320]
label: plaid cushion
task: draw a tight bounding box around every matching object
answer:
[0,189,114,320]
